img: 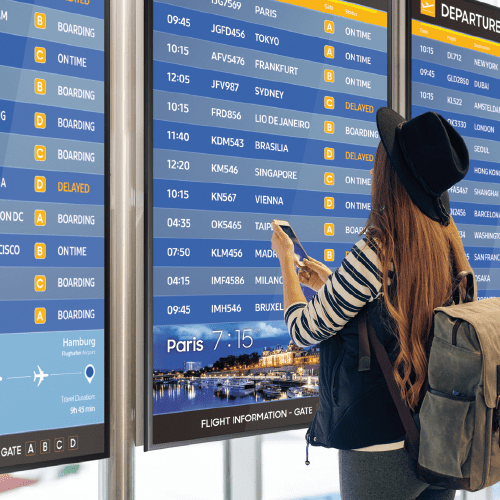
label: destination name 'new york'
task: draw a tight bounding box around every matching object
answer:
[474,59,498,70]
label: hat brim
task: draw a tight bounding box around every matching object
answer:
[376,107,448,224]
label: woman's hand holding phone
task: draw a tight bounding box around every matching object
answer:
[298,257,333,292]
[271,221,295,266]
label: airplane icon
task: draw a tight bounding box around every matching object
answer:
[33,366,48,387]
[421,0,435,15]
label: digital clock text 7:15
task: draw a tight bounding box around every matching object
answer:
[213,329,254,349]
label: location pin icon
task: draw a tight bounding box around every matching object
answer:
[85,364,95,384]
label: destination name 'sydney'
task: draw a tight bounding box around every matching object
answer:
[441,2,500,33]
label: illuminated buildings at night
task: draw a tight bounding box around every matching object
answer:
[259,341,319,368]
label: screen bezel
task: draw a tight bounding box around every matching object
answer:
[0,0,110,473]
[144,0,391,451]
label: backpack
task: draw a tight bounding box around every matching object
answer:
[361,271,500,492]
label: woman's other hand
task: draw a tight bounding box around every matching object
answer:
[271,221,295,266]
[298,258,333,292]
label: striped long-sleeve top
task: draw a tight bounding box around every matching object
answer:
[285,238,385,348]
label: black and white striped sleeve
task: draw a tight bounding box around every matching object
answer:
[285,238,383,347]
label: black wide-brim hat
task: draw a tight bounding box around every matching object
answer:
[376,108,469,225]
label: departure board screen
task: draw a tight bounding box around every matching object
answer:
[410,0,500,301]
[146,0,388,448]
[0,0,109,471]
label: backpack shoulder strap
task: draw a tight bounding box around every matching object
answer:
[452,270,475,304]
[359,310,420,458]
[358,308,371,372]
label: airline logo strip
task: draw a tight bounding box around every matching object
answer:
[149,0,388,445]
[0,0,106,470]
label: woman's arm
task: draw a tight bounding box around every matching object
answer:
[286,239,384,347]
[280,258,307,311]
[271,222,384,347]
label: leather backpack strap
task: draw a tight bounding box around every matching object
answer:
[361,311,420,458]
[452,271,475,305]
[449,247,476,305]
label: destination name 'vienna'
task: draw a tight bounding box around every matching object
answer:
[255,195,284,205]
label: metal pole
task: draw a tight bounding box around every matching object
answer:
[98,459,109,500]
[135,0,145,449]
[106,0,137,496]
[223,440,231,500]
[391,0,406,116]
[390,0,399,113]
[226,436,262,500]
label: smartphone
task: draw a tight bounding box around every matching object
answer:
[274,220,309,266]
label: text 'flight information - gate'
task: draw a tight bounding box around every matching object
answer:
[411,0,500,300]
[147,0,388,448]
[0,0,108,472]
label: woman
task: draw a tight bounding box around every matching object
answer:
[271,108,472,500]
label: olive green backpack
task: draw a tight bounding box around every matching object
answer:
[360,271,500,492]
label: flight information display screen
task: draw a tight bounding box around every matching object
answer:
[146,0,388,448]
[0,0,108,471]
[410,0,500,300]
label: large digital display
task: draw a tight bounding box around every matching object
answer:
[410,0,500,300]
[0,0,109,471]
[145,0,388,448]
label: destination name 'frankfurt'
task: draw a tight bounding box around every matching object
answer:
[255,60,298,75]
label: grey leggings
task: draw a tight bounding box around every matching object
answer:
[339,447,457,500]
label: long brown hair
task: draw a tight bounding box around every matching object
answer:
[364,142,472,410]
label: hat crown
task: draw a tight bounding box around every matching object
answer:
[375,108,469,225]
[398,112,469,196]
